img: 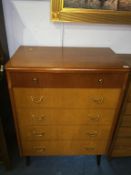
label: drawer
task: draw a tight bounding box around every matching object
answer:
[10,72,126,88]
[112,138,131,156]
[21,140,107,156]
[17,108,116,126]
[127,82,131,102]
[13,88,121,108]
[20,125,111,141]
[120,115,131,127]
[111,147,131,157]
[124,103,131,115]
[113,138,131,147]
[117,127,131,138]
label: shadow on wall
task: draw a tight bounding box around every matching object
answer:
[9,0,26,55]
[3,0,27,56]
[3,0,131,55]
[3,0,62,56]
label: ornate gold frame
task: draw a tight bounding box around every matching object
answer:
[51,0,131,24]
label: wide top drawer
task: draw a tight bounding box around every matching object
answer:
[9,72,126,88]
[13,88,121,108]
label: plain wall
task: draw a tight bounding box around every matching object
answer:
[2,0,131,57]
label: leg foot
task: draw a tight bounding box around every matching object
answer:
[96,155,101,166]
[25,156,31,166]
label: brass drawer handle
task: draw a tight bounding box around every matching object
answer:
[33,147,46,153]
[92,97,104,104]
[32,114,46,121]
[85,147,95,151]
[30,96,45,104]
[88,114,100,121]
[32,77,39,83]
[86,131,98,137]
[98,78,104,85]
[32,131,45,137]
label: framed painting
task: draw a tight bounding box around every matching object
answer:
[51,0,131,24]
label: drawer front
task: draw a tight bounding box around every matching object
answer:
[21,140,107,156]
[120,115,131,127]
[111,147,131,156]
[13,88,121,108]
[10,72,126,88]
[17,108,116,126]
[20,125,111,141]
[127,82,131,102]
[112,138,131,156]
[113,138,131,147]
[124,103,131,115]
[117,127,131,138]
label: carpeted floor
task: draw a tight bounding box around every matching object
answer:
[0,156,131,175]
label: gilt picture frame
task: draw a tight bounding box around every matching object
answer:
[51,0,131,24]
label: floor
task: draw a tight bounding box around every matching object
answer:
[0,155,131,175]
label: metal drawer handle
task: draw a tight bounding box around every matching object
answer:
[85,147,95,151]
[92,97,104,104]
[32,77,39,83]
[86,131,98,137]
[88,114,100,121]
[30,96,45,104]
[32,131,45,137]
[32,114,46,121]
[33,147,46,153]
[98,78,104,85]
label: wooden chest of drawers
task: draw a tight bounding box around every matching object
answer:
[5,47,129,157]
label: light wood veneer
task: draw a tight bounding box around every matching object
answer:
[6,47,130,157]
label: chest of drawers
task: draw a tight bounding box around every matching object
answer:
[5,47,129,158]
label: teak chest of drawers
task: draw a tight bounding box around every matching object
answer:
[5,47,130,161]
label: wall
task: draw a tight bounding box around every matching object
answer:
[2,0,131,57]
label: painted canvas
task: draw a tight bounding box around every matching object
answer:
[51,0,131,24]
[64,0,131,11]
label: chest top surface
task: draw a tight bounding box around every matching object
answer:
[6,46,130,72]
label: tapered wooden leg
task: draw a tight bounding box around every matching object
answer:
[96,155,101,166]
[25,156,31,166]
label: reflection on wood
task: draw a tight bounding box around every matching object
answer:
[64,0,131,11]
